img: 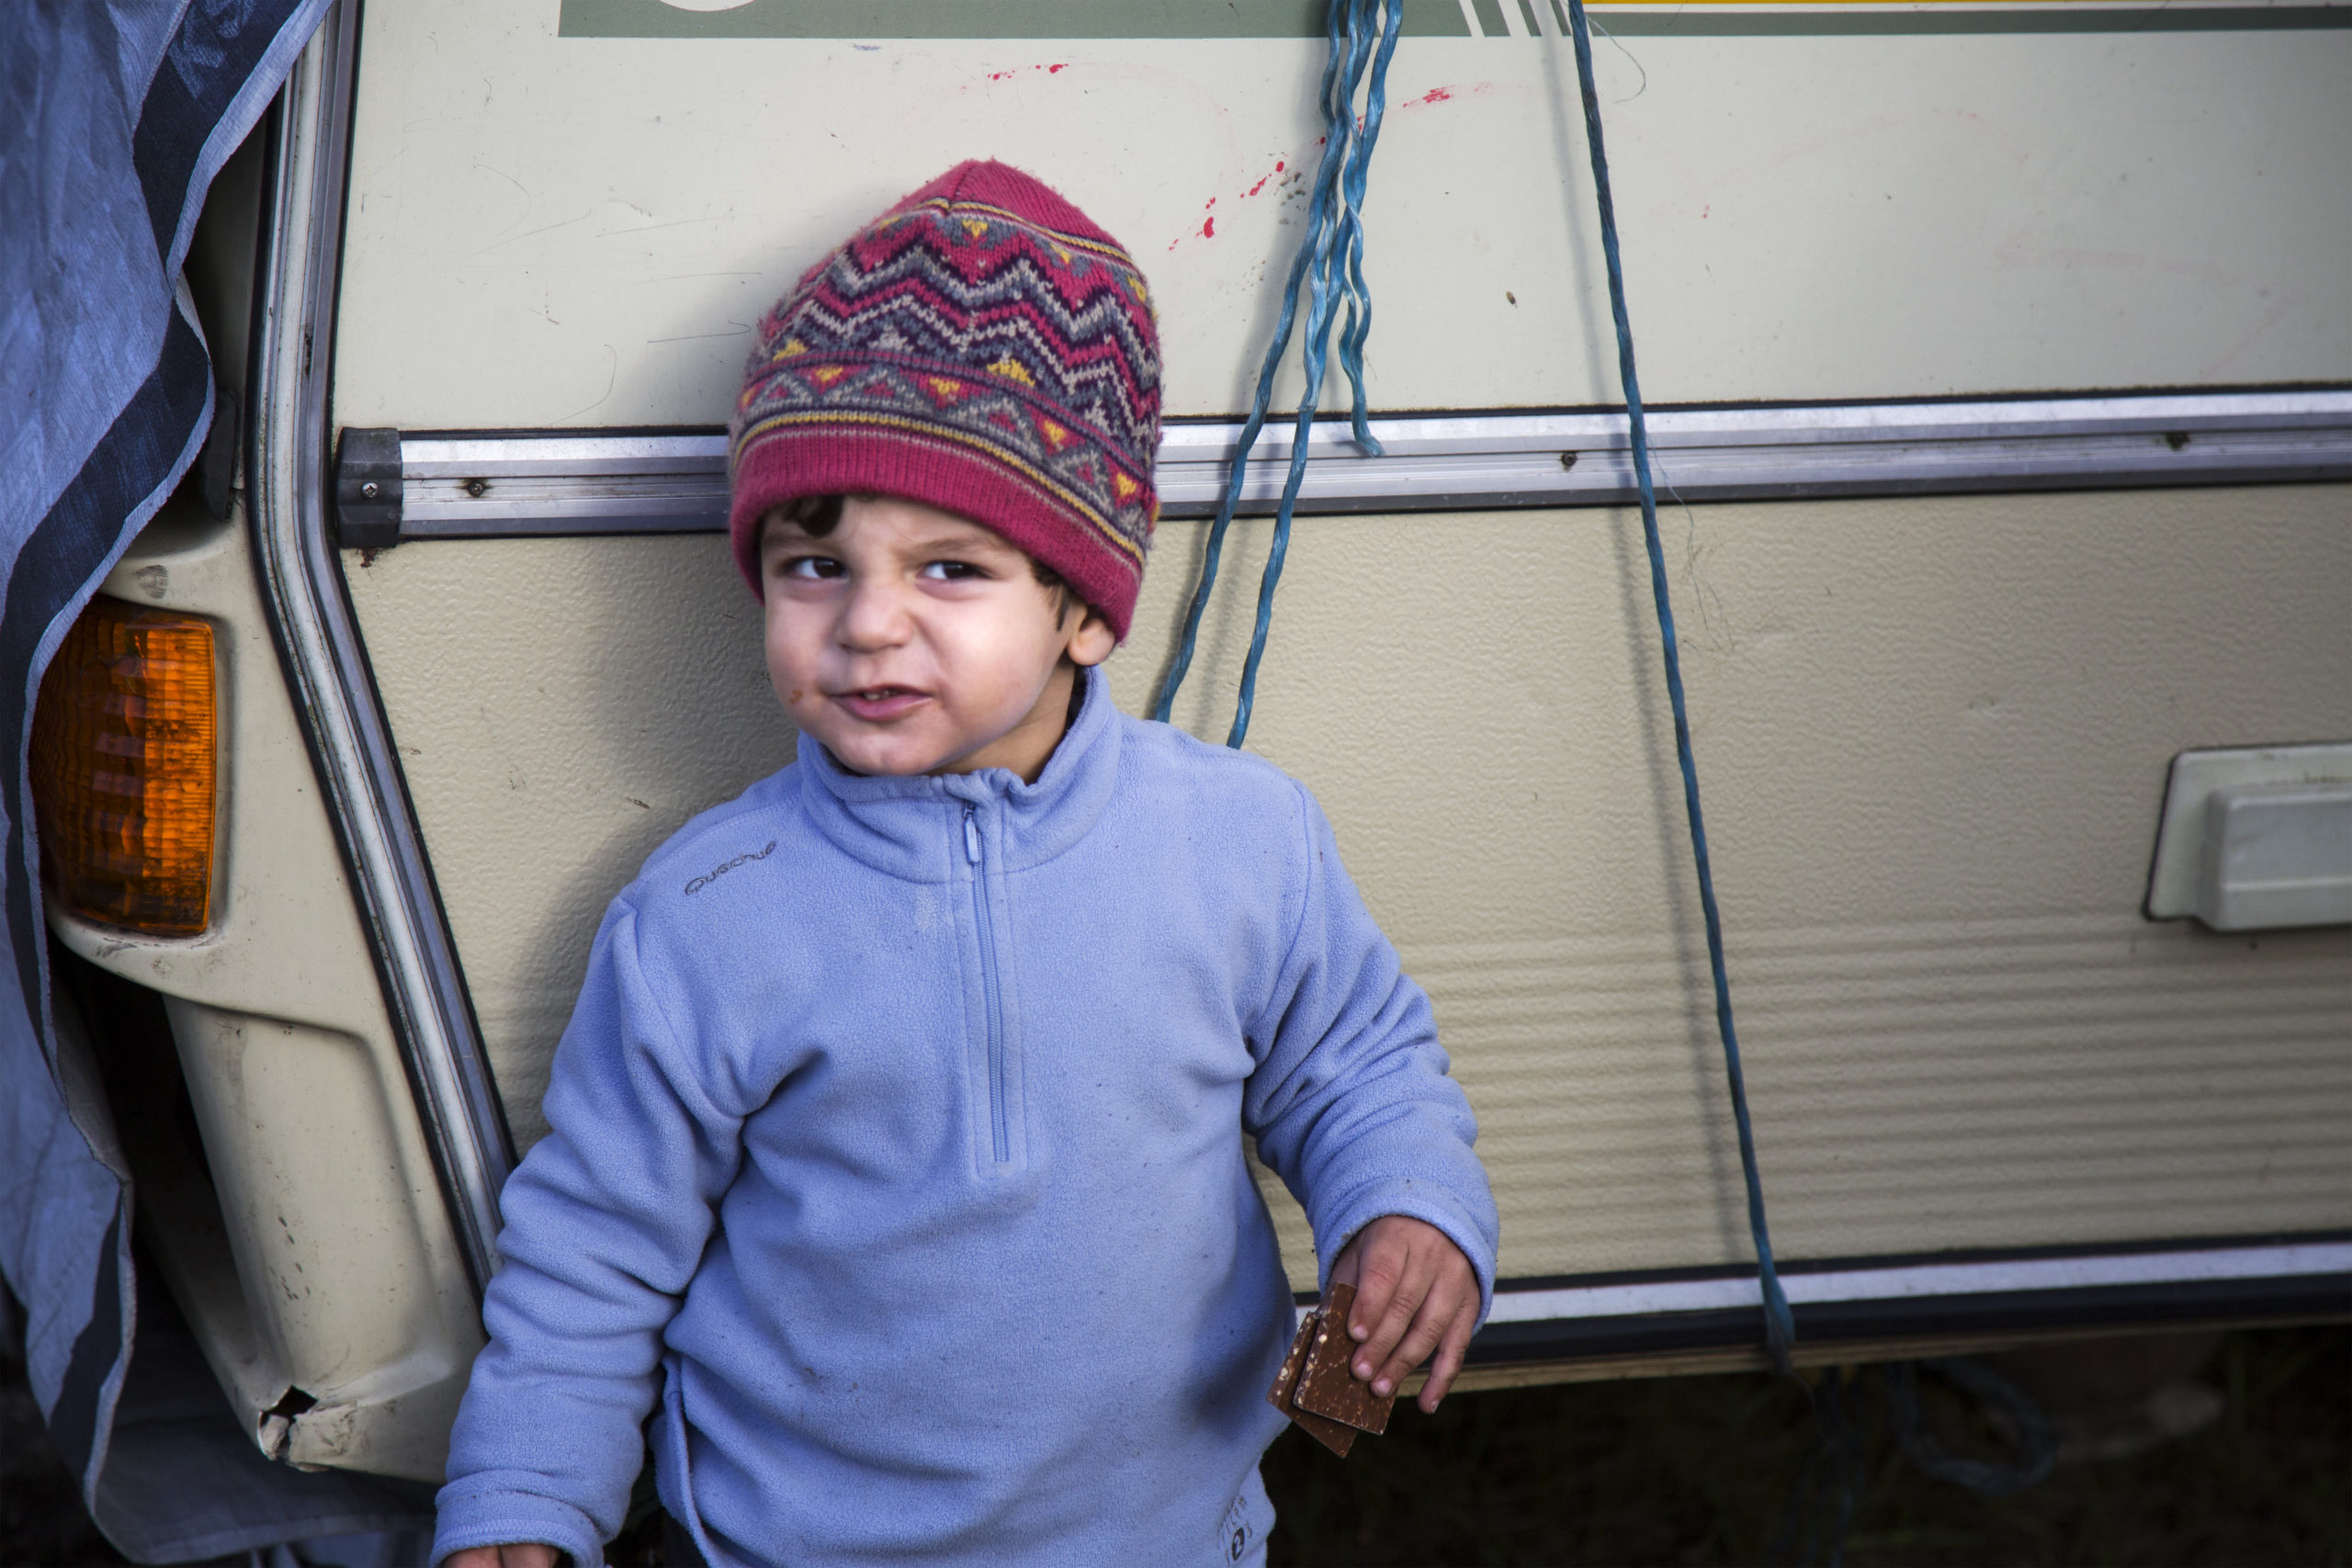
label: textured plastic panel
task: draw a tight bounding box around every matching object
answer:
[342,484,2352,1285]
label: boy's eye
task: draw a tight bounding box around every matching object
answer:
[919,559,987,581]
[778,555,842,580]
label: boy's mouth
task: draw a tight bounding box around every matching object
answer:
[832,685,929,722]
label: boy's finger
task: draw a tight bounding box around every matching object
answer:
[1416,1302,1479,1413]
[1372,1276,1471,1393]
[1325,1244,1362,1291]
[1351,1265,1434,1384]
[1341,1232,1409,1349]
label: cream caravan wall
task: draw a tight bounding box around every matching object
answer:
[333,0,2352,1288]
[333,4,2352,427]
[344,485,2352,1285]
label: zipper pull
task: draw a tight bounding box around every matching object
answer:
[963,806,982,865]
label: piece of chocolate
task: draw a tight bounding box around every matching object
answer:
[1267,1310,1315,1413]
[1292,1282,1395,1436]
[1266,1307,1361,1457]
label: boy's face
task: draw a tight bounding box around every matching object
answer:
[760,496,1116,781]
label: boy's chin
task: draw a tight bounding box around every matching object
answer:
[797,696,1048,778]
[819,740,943,778]
[808,724,971,779]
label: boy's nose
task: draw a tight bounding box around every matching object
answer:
[833,578,914,650]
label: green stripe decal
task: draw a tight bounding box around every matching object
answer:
[560,0,1465,39]
[560,0,2346,38]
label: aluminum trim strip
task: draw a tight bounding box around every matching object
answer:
[1482,1241,2352,1324]
[401,434,720,478]
[385,390,2352,537]
[250,6,512,1292]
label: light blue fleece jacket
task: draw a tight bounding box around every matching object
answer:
[433,668,1498,1568]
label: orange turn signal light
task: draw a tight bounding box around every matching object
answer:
[29,594,219,936]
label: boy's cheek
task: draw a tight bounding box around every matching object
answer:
[764,603,817,668]
[764,632,820,714]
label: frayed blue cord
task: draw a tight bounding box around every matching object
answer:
[1152,0,1792,1382]
[1152,0,1399,746]
[1559,0,1795,1376]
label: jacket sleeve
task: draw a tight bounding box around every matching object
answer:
[1241,784,1500,1319]
[432,894,745,1568]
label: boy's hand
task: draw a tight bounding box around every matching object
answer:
[1326,1214,1479,1414]
[445,1546,558,1568]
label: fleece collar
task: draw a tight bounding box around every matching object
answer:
[793,663,1123,882]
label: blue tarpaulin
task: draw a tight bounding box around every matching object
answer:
[2,3,433,1558]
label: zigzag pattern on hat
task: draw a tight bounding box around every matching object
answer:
[772,243,1157,472]
[740,372,1150,565]
[743,258,1154,525]
[732,164,1160,621]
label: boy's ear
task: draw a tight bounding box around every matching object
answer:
[1066,603,1117,669]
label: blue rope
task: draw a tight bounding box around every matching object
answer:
[1152,0,1398,746]
[1559,0,1796,1376]
[1888,1358,2057,1495]
[1156,0,1793,1377]
[1770,1368,1867,1566]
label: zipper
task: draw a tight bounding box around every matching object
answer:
[964,806,1011,1164]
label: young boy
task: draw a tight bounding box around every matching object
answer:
[434,161,1498,1568]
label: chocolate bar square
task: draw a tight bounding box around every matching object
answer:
[1266,1306,1361,1458]
[1292,1283,1395,1436]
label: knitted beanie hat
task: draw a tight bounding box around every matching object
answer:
[729,161,1162,639]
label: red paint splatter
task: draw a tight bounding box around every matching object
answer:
[1701,205,1710,219]
[1047,62,1067,72]
[1399,82,1493,112]
[1171,157,1297,245]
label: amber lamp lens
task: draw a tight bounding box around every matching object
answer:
[29,594,218,936]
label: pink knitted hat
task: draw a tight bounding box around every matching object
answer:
[729,161,1162,639]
